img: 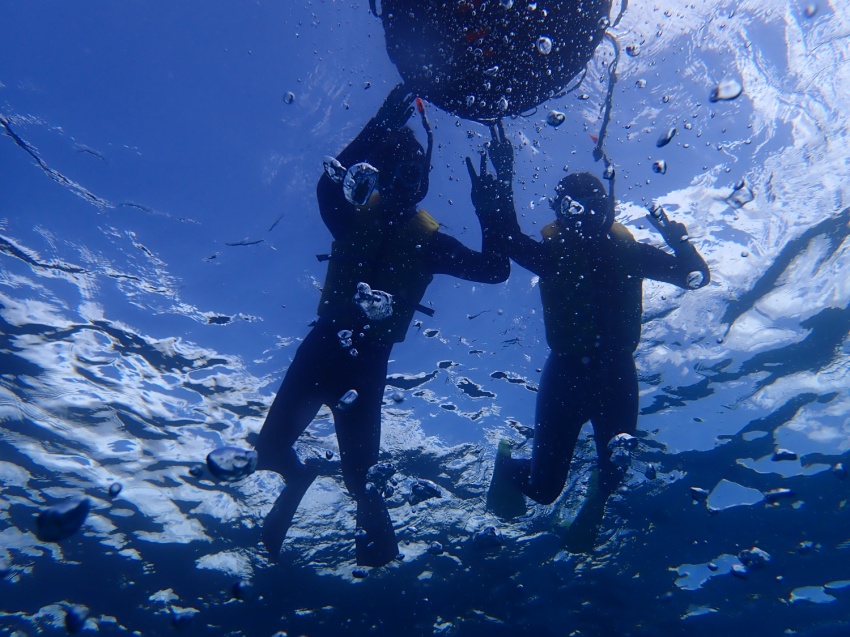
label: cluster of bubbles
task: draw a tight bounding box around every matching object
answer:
[355,281,393,321]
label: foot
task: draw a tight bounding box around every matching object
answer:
[486,440,527,520]
[261,461,320,560]
[554,472,608,554]
[355,485,398,568]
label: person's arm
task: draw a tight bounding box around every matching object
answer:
[638,207,711,289]
[506,226,553,278]
[317,85,416,239]
[425,126,517,282]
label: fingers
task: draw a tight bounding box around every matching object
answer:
[488,120,509,146]
[645,214,662,232]
[479,150,488,177]
[489,123,500,144]
[388,83,413,102]
[465,156,478,181]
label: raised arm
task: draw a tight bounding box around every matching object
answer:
[638,205,711,289]
[425,125,515,282]
[317,85,416,239]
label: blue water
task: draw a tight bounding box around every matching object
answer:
[2,1,850,635]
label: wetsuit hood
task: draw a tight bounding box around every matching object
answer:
[551,172,614,239]
[370,126,430,209]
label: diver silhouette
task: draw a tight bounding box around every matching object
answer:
[255,85,513,567]
[487,164,711,551]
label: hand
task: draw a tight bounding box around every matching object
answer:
[466,149,512,216]
[647,213,689,244]
[373,83,415,131]
[485,121,513,185]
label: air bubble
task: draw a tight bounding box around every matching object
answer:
[709,78,743,102]
[726,179,754,208]
[656,127,677,147]
[546,110,566,127]
[537,36,553,55]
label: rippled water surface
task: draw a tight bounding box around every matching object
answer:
[2,1,850,635]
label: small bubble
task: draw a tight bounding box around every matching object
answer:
[537,36,553,55]
[283,91,295,104]
[635,79,647,88]
[499,0,515,8]
[652,159,667,174]
[337,389,359,411]
[625,44,641,57]
[656,127,677,147]
[546,110,566,127]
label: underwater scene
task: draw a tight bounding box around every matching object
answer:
[1,1,849,635]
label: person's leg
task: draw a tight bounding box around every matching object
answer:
[332,343,398,567]
[488,353,588,518]
[563,354,638,553]
[256,327,335,557]
[524,353,590,503]
[590,353,639,496]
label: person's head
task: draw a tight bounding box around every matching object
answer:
[369,126,430,209]
[550,172,614,238]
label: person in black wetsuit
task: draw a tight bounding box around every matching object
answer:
[255,85,513,567]
[487,168,710,550]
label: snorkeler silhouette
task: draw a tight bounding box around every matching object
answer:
[255,85,513,567]
[487,164,711,551]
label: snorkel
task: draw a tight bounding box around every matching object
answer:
[414,97,434,203]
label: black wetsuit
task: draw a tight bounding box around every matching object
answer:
[504,219,710,502]
[255,117,510,566]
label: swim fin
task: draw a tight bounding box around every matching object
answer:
[554,471,607,553]
[486,439,527,520]
[262,461,320,560]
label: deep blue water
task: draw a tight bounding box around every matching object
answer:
[2,1,850,635]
